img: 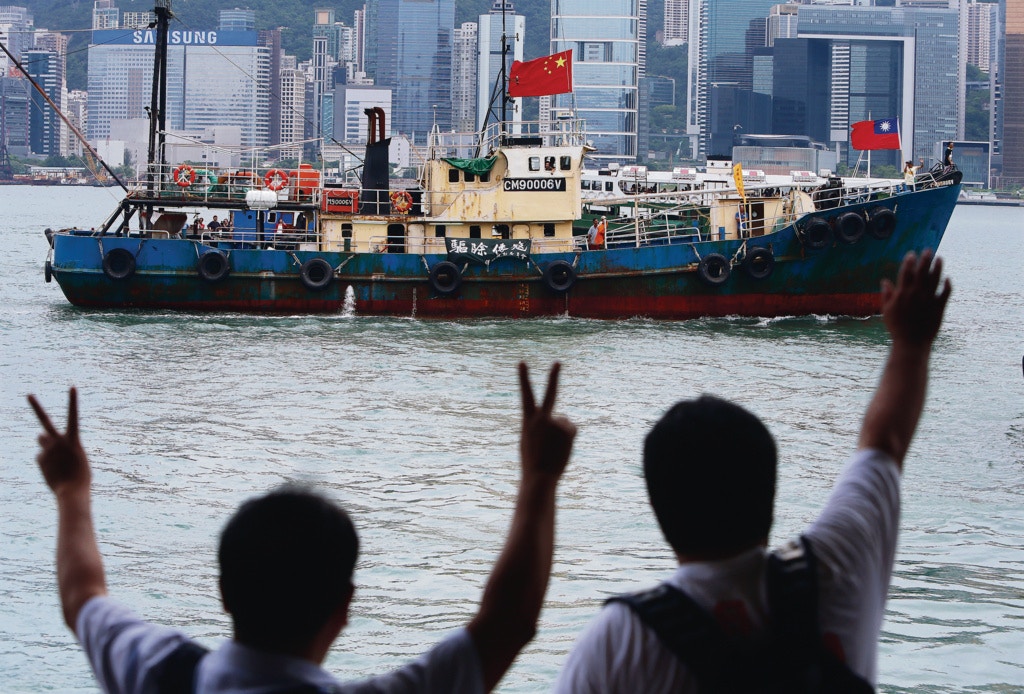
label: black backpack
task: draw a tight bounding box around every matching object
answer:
[606,537,874,694]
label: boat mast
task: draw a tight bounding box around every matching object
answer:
[146,0,173,193]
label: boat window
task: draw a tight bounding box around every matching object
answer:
[544,223,555,237]
[465,172,476,183]
[529,157,541,171]
[544,157,556,172]
[449,169,459,183]
[605,181,614,192]
[479,171,490,182]
[560,156,572,170]
[341,225,352,238]
[387,223,405,253]
[494,224,510,239]
[435,225,446,237]
[581,180,590,190]
[470,225,481,238]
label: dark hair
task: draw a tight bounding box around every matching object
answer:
[218,486,359,651]
[643,395,777,557]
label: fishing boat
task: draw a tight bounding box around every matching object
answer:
[38,4,962,319]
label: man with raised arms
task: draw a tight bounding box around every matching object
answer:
[30,363,576,693]
[555,250,951,693]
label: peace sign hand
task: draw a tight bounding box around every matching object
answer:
[27,388,91,497]
[518,362,576,478]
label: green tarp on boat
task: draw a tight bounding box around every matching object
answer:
[443,157,498,175]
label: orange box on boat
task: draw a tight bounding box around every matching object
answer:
[294,163,321,196]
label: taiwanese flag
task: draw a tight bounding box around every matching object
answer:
[508,50,573,98]
[851,118,901,150]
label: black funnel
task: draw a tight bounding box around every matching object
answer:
[360,107,391,214]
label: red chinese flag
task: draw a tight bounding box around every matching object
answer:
[850,118,901,150]
[508,50,573,98]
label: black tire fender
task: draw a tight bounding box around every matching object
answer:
[300,258,334,291]
[197,251,230,283]
[868,207,896,239]
[743,247,774,280]
[102,247,136,280]
[835,211,866,244]
[800,217,832,250]
[542,260,576,293]
[698,253,731,286]
[429,261,462,295]
[45,259,53,283]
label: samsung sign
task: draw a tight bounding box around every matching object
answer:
[503,178,567,192]
[92,29,257,47]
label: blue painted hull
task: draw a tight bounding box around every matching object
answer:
[47,182,960,319]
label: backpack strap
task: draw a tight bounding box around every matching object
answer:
[606,584,764,691]
[607,538,875,693]
[153,640,210,694]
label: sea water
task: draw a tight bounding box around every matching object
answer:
[1,186,1021,692]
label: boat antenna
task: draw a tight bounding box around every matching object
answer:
[146,0,173,194]
[0,39,128,192]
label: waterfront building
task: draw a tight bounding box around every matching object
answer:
[477,1,524,132]
[364,0,454,143]
[937,139,990,187]
[0,6,34,77]
[23,46,63,156]
[331,85,391,143]
[313,8,357,64]
[1002,0,1024,182]
[550,0,646,165]
[0,76,30,156]
[260,28,283,148]
[87,27,271,149]
[452,22,478,133]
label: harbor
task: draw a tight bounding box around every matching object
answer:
[3,186,1023,692]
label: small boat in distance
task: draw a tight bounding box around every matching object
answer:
[40,3,962,319]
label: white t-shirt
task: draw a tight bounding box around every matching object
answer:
[554,448,900,694]
[76,597,484,694]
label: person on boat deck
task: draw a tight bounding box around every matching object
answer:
[554,250,951,694]
[594,217,606,250]
[587,221,600,249]
[208,215,220,232]
[735,207,747,233]
[28,363,576,694]
[903,160,923,189]
[275,217,286,234]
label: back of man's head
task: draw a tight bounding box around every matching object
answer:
[644,395,777,558]
[218,486,359,652]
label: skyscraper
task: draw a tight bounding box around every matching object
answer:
[23,46,63,155]
[550,0,646,165]
[0,6,34,77]
[1002,0,1024,182]
[477,0,524,131]
[686,0,779,158]
[364,0,454,143]
[663,0,688,46]
[451,22,479,132]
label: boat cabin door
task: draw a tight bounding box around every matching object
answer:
[747,201,766,236]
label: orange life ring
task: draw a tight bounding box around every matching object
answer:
[173,164,196,188]
[390,190,413,214]
[264,168,289,191]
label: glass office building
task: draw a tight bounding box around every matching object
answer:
[88,29,271,148]
[550,0,645,165]
[364,0,455,144]
[798,5,959,166]
[686,0,779,158]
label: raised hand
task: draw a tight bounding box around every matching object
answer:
[881,249,952,348]
[518,362,577,478]
[28,387,91,497]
